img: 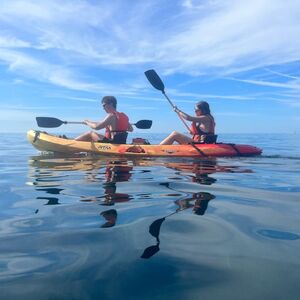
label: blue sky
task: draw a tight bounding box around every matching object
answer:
[1,0,300,134]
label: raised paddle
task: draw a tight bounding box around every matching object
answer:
[144,69,191,132]
[36,117,152,129]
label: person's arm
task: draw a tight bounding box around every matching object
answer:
[84,114,114,130]
[174,107,202,122]
[180,114,207,123]
[127,123,134,132]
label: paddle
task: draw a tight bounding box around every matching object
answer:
[134,119,152,129]
[141,191,215,259]
[144,69,191,132]
[36,117,152,129]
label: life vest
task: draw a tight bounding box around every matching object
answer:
[105,111,129,140]
[191,115,215,143]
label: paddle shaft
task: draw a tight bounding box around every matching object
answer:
[65,121,85,124]
[162,91,191,133]
[144,69,191,133]
[65,121,147,126]
[36,117,151,129]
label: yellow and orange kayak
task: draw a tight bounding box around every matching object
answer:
[27,130,262,157]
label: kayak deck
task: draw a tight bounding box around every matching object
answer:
[27,130,262,157]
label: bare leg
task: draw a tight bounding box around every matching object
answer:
[75,131,104,142]
[160,131,193,145]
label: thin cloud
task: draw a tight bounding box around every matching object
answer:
[167,89,255,101]
[229,78,300,90]
[264,68,300,80]
[61,96,98,102]
[215,111,257,117]
[0,48,114,92]
[0,0,300,91]
[0,35,30,48]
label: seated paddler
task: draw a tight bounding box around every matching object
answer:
[160,100,216,145]
[75,96,133,144]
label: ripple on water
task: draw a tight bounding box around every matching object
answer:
[1,136,300,299]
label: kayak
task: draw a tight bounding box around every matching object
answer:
[27,130,262,157]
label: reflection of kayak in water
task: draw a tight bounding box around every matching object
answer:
[27,130,262,157]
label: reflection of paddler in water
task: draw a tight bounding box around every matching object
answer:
[101,162,132,205]
[100,209,118,228]
[164,159,218,185]
[175,192,215,215]
[100,161,132,227]
[159,182,215,215]
[164,158,247,185]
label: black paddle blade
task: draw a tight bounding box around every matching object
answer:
[36,117,64,128]
[134,120,152,129]
[145,69,165,92]
[141,244,160,259]
[149,217,165,241]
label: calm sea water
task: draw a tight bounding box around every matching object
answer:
[1,133,300,300]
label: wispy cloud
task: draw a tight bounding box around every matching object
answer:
[0,0,300,91]
[60,96,98,103]
[264,68,300,81]
[215,111,257,117]
[0,48,114,92]
[229,77,300,90]
[173,1,300,73]
[0,34,30,48]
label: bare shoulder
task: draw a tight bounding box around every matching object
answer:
[103,113,116,121]
[102,113,117,125]
[193,115,209,122]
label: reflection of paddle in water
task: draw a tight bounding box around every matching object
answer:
[34,196,61,214]
[141,191,215,259]
[34,187,63,213]
[141,214,170,259]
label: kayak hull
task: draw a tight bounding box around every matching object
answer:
[27,130,262,157]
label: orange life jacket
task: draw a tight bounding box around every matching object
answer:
[105,111,129,140]
[191,115,215,142]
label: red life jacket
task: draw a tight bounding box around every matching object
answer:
[191,115,215,142]
[105,111,129,140]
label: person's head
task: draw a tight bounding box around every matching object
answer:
[101,96,117,111]
[193,192,215,215]
[195,101,211,116]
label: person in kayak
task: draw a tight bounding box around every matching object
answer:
[160,100,216,145]
[75,96,133,143]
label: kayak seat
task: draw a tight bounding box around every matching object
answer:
[100,132,128,144]
[110,132,128,144]
[113,132,128,144]
[131,138,151,145]
[194,134,218,144]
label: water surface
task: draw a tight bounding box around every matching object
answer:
[1,133,300,300]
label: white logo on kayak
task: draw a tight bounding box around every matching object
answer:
[97,145,112,151]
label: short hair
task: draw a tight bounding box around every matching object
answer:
[102,96,117,108]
